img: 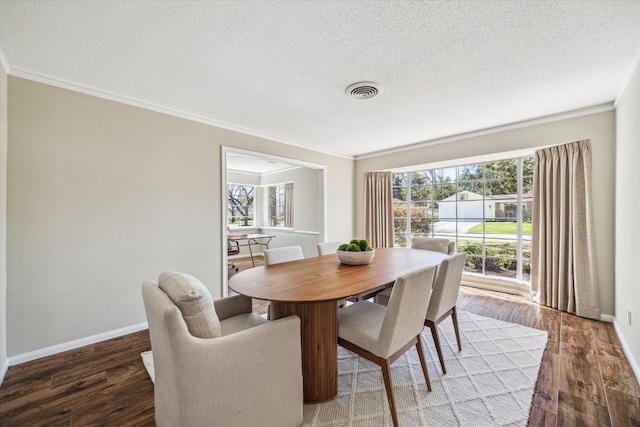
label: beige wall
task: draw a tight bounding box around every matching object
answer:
[616,61,640,367]
[7,76,353,356]
[355,111,616,315]
[0,63,8,372]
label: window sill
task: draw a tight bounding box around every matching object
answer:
[461,273,532,298]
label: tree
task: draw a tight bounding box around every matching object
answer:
[228,185,254,226]
[457,157,534,196]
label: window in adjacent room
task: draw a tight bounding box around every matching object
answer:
[227,184,255,227]
[268,183,293,227]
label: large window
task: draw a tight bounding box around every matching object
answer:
[393,156,534,283]
[227,185,254,226]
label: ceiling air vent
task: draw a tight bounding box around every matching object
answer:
[346,81,381,100]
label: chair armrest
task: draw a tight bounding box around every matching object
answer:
[166,313,303,427]
[213,294,253,320]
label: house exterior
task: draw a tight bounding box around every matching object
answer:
[438,191,496,220]
[437,190,533,221]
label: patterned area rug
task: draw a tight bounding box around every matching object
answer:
[141,311,547,426]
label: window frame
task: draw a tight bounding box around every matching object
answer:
[392,155,533,284]
[227,184,255,227]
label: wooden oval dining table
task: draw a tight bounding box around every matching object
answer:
[228,247,449,403]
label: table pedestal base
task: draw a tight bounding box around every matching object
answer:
[271,300,337,403]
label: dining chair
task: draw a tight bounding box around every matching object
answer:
[376,252,467,374]
[411,236,455,255]
[337,265,437,427]
[264,246,304,265]
[423,252,467,374]
[316,241,353,307]
[316,240,342,256]
[373,237,455,305]
[264,246,305,318]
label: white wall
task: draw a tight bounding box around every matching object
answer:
[6,76,354,357]
[227,170,261,186]
[261,167,321,232]
[0,60,8,378]
[355,111,616,316]
[616,59,640,371]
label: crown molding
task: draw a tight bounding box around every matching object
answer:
[5,65,619,162]
[7,66,354,160]
[355,103,615,160]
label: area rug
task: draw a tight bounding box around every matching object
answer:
[141,311,547,426]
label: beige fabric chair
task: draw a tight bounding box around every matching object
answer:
[316,240,342,256]
[411,236,456,255]
[337,266,437,427]
[375,253,467,374]
[316,241,350,308]
[142,272,303,427]
[424,252,467,374]
[264,246,305,316]
[373,237,454,305]
[264,246,304,265]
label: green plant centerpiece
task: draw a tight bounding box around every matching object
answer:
[336,239,375,265]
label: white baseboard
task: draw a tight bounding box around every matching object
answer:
[6,322,149,368]
[0,357,9,385]
[612,316,640,385]
[600,313,615,322]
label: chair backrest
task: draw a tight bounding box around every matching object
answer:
[158,271,222,338]
[376,265,437,358]
[142,280,191,426]
[316,241,341,256]
[447,241,456,255]
[411,237,455,255]
[426,252,467,321]
[264,246,304,265]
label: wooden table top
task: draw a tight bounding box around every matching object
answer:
[228,247,448,302]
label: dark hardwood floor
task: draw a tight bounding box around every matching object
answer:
[1,258,639,426]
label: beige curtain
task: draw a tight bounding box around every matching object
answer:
[532,140,600,319]
[284,183,294,228]
[364,171,394,248]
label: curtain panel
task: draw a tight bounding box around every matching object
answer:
[364,171,394,248]
[531,140,600,319]
[284,183,294,228]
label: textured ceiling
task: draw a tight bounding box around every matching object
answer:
[1,1,639,158]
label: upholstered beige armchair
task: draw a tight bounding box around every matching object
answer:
[142,272,303,427]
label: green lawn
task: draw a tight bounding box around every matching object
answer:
[467,221,532,234]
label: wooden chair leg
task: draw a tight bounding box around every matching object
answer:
[416,335,432,391]
[381,359,399,427]
[451,306,462,351]
[428,322,447,374]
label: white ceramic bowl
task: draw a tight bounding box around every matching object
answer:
[336,249,375,265]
